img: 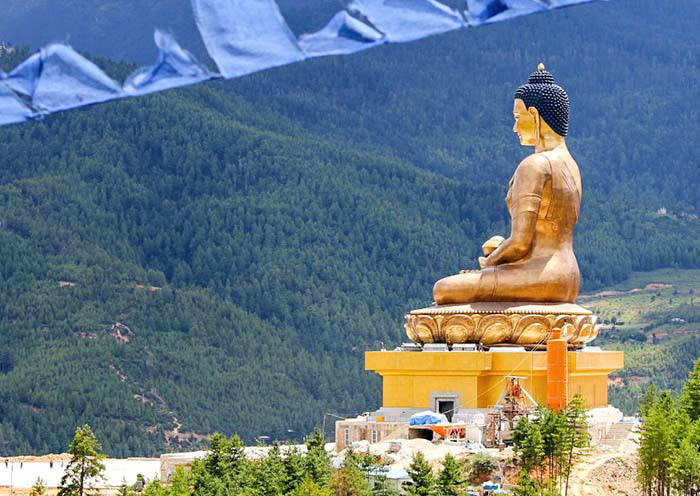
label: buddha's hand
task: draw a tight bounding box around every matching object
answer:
[478,257,488,269]
[482,236,505,256]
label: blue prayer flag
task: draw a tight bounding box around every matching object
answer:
[299,11,386,58]
[3,53,41,96]
[0,0,605,128]
[465,0,598,26]
[191,0,304,79]
[348,0,465,43]
[5,44,123,113]
[546,0,597,5]
[0,82,35,125]
[124,30,218,96]
[465,0,545,26]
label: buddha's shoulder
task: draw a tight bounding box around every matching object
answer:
[515,152,551,176]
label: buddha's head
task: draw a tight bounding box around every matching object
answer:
[513,63,569,147]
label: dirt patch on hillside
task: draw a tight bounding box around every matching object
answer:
[580,283,673,300]
[587,455,639,496]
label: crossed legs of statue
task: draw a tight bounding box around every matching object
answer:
[433,269,496,305]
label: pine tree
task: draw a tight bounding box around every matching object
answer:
[204,433,229,478]
[283,447,307,494]
[468,454,497,484]
[30,478,47,496]
[435,454,466,496]
[58,425,106,496]
[194,433,252,494]
[639,386,658,417]
[670,436,700,496]
[331,450,371,496]
[512,472,541,496]
[563,394,591,496]
[305,429,332,487]
[513,417,545,477]
[638,392,675,496]
[681,358,700,421]
[167,467,193,496]
[291,478,334,496]
[537,408,567,485]
[371,474,400,496]
[404,452,436,496]
[254,444,288,496]
[116,480,133,496]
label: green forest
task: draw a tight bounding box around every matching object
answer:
[637,360,700,496]
[49,412,589,496]
[1,0,700,456]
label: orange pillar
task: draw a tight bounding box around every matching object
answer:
[546,328,568,410]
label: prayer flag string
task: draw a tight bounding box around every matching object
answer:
[0,0,602,127]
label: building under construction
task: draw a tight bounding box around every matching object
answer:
[336,326,623,451]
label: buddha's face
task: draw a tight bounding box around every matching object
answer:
[513,98,538,146]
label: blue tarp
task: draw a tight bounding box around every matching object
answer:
[409,410,449,425]
[0,0,604,127]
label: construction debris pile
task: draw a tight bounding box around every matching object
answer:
[580,454,639,496]
[339,438,496,471]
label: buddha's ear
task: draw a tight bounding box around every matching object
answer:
[529,107,541,143]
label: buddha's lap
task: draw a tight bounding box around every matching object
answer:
[434,263,578,302]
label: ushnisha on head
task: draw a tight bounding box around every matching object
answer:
[512,63,570,146]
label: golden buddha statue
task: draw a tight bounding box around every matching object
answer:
[404,64,599,348]
[434,63,581,305]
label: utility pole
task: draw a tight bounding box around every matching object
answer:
[321,412,346,439]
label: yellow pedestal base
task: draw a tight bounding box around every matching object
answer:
[365,349,623,409]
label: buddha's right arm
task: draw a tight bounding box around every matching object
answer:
[484,211,538,265]
[484,156,548,266]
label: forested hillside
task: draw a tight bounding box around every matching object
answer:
[1,0,700,456]
[0,50,504,456]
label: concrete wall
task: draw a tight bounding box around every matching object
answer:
[0,457,160,495]
[334,420,408,452]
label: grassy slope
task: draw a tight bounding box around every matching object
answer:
[583,268,700,337]
[582,269,700,414]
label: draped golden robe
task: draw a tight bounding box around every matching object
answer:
[433,146,581,304]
